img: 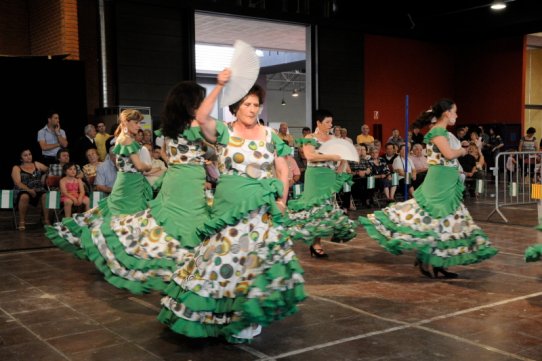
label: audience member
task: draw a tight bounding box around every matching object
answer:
[37,110,68,166]
[410,143,428,189]
[301,127,311,137]
[278,122,295,146]
[94,147,118,194]
[73,124,98,167]
[392,144,416,198]
[11,148,50,229]
[410,125,424,145]
[94,121,111,161]
[48,149,83,179]
[143,144,167,186]
[59,162,90,218]
[340,127,353,143]
[356,124,374,146]
[386,129,404,147]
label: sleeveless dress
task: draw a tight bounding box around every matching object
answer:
[46,142,153,259]
[285,136,357,244]
[60,179,89,203]
[158,124,306,343]
[80,124,229,294]
[359,127,498,267]
[14,163,47,207]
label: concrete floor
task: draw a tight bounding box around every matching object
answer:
[1,197,542,361]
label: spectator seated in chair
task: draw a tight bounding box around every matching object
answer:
[59,163,90,218]
[11,148,50,230]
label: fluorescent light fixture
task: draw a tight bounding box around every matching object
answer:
[196,44,234,72]
[490,1,506,10]
[292,89,299,97]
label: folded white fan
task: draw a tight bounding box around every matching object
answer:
[220,40,260,108]
[318,138,359,162]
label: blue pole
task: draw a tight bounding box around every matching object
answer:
[404,95,409,201]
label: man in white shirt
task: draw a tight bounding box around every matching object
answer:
[392,144,417,198]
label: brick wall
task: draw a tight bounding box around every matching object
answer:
[27,0,79,60]
[0,0,31,55]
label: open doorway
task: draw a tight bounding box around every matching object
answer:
[195,12,310,137]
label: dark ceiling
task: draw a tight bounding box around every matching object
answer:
[330,0,542,41]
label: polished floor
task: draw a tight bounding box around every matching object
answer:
[1,197,542,361]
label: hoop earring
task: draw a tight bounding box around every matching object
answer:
[123,127,129,135]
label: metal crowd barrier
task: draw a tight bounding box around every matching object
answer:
[487,151,542,222]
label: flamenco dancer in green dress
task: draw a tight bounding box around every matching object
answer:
[285,109,357,258]
[158,84,305,342]
[45,108,153,260]
[79,69,231,294]
[360,98,498,278]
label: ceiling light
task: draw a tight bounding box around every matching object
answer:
[292,89,299,97]
[490,1,506,10]
[281,98,286,106]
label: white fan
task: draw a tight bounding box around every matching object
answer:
[220,40,260,108]
[318,138,359,162]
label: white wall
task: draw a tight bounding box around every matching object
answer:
[265,89,307,137]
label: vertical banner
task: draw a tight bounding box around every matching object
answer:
[293,183,303,198]
[46,191,60,209]
[391,172,399,186]
[476,179,485,194]
[367,176,375,189]
[0,190,13,209]
[510,182,518,197]
[91,191,105,208]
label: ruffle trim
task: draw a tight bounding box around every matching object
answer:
[80,225,169,294]
[158,259,306,342]
[270,132,292,157]
[287,172,352,212]
[196,178,285,240]
[100,215,181,272]
[525,244,542,262]
[285,202,357,244]
[359,215,498,267]
[295,138,318,147]
[45,225,87,260]
[113,141,141,156]
[154,121,229,145]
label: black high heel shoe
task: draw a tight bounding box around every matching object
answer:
[414,259,433,278]
[310,245,329,258]
[433,267,458,279]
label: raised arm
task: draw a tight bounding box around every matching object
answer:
[195,68,231,143]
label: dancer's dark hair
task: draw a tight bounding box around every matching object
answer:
[161,81,206,139]
[413,98,455,129]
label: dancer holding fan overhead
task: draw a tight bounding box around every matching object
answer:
[360,98,498,278]
[285,109,357,258]
[159,83,305,343]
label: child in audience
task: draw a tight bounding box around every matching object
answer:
[60,162,90,217]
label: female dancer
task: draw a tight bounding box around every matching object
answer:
[360,98,498,278]
[158,84,305,342]
[80,70,231,294]
[285,109,357,257]
[46,109,153,259]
